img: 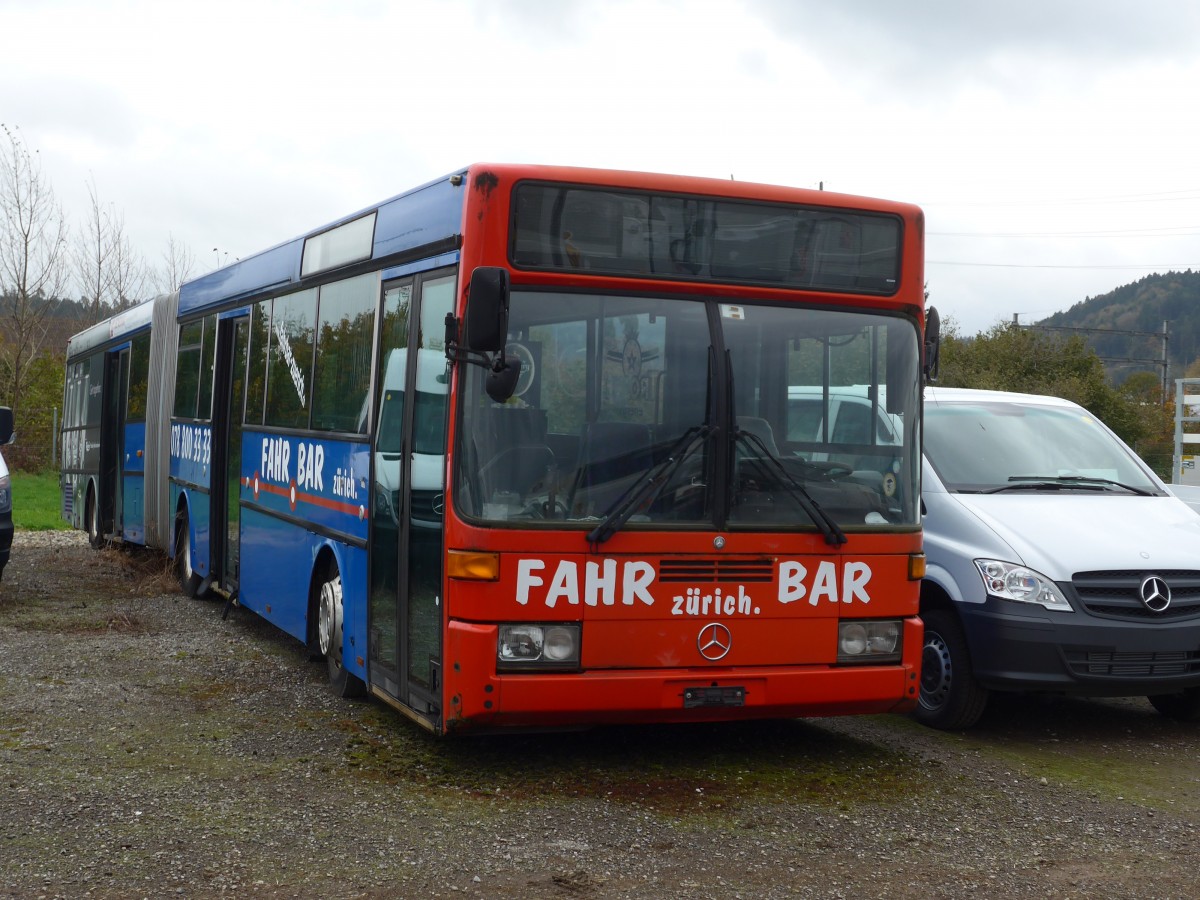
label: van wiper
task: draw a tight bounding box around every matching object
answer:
[586,424,715,546]
[982,474,1152,496]
[735,429,847,546]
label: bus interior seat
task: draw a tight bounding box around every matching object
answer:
[572,421,654,517]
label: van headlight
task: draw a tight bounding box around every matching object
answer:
[975,559,1073,612]
[0,473,9,513]
[837,620,902,663]
[497,623,581,671]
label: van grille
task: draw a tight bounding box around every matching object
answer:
[1063,648,1200,678]
[657,558,775,583]
[1070,570,1200,621]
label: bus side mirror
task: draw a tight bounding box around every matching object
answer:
[0,407,12,445]
[464,266,510,353]
[485,356,522,404]
[923,306,941,383]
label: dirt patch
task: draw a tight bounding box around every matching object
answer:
[3,530,1200,898]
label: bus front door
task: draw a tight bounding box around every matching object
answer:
[369,272,453,725]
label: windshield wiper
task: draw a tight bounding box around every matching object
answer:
[586,424,715,546]
[982,474,1153,496]
[735,429,847,546]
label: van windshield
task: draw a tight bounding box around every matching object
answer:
[924,399,1162,494]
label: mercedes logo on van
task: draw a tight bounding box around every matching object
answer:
[1139,575,1172,613]
[698,623,732,660]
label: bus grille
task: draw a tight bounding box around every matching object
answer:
[1070,570,1200,621]
[1063,648,1200,678]
[657,558,775,583]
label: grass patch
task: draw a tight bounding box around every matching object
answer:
[11,469,70,531]
[339,710,919,817]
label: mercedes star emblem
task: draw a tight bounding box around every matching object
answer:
[697,622,732,661]
[1139,575,1171,613]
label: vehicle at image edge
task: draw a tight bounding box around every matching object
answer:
[0,406,13,579]
[918,386,1200,729]
[63,163,933,735]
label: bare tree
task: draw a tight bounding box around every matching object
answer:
[0,124,69,416]
[107,208,146,310]
[73,175,147,319]
[152,232,197,295]
[73,175,114,322]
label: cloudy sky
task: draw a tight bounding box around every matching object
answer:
[3,0,1199,334]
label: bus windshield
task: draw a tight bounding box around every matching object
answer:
[455,291,920,531]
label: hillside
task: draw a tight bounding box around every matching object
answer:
[1038,270,1200,382]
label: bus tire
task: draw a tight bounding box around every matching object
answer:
[1148,688,1200,721]
[316,565,365,698]
[85,485,103,549]
[915,609,988,730]
[174,509,203,598]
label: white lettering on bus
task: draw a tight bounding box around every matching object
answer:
[515,559,656,608]
[296,442,324,492]
[778,560,873,606]
[261,437,291,484]
[514,558,872,612]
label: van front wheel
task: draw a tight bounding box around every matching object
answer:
[915,609,988,730]
[1148,688,1200,721]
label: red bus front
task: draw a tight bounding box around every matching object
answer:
[434,165,925,732]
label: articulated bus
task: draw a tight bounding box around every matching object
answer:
[66,164,930,734]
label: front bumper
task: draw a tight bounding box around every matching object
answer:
[959,597,1200,695]
[442,618,922,732]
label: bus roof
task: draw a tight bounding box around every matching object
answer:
[65,295,162,360]
[177,166,470,318]
[177,163,923,319]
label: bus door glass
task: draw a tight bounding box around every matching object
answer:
[369,271,453,713]
[213,315,250,591]
[122,332,151,543]
[99,346,130,539]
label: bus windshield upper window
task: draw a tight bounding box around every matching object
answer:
[511,184,902,295]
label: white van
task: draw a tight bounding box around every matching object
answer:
[919,387,1200,728]
[0,406,14,580]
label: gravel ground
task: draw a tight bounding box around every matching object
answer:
[3,529,1200,898]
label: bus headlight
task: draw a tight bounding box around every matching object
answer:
[497,623,581,670]
[837,620,902,663]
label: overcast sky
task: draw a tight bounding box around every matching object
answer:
[3,0,1200,334]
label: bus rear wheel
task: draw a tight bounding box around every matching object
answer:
[85,486,103,549]
[174,509,203,598]
[316,567,365,698]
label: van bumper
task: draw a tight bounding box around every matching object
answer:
[959,598,1200,695]
[0,514,12,577]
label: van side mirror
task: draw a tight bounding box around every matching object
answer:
[0,407,13,445]
[463,266,510,353]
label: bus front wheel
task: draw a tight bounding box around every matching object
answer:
[316,566,365,698]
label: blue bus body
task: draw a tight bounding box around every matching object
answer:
[165,169,467,686]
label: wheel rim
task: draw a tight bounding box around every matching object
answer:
[920,630,953,711]
[88,493,99,541]
[179,534,193,582]
[318,575,343,665]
